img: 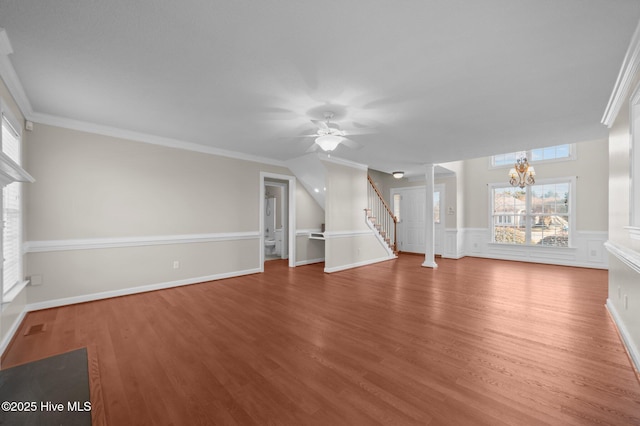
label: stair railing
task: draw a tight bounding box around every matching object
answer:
[366,175,398,254]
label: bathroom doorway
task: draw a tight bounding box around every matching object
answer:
[264,180,288,261]
[260,172,296,269]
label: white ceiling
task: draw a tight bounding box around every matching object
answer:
[1,1,639,176]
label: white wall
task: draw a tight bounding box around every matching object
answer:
[294,180,325,265]
[606,65,640,372]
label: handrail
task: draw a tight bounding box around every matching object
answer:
[367,175,397,222]
[366,175,398,254]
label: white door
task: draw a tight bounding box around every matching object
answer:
[392,186,445,255]
[394,188,425,253]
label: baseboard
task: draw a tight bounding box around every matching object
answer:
[25,267,262,312]
[295,258,325,266]
[606,299,640,380]
[0,308,27,366]
[324,255,395,273]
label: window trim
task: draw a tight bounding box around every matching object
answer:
[0,99,32,305]
[489,144,576,169]
[488,176,576,248]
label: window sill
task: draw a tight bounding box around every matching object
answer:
[488,242,576,250]
[1,279,29,311]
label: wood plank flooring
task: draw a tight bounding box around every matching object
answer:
[3,256,640,425]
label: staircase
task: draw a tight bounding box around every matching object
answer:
[366,175,398,254]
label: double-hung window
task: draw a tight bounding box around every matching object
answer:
[491,179,573,247]
[1,109,23,298]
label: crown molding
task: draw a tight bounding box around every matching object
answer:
[602,20,640,127]
[0,28,13,55]
[0,34,34,119]
[319,153,368,171]
[29,112,286,167]
[0,28,286,167]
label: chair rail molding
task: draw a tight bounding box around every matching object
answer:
[25,231,261,253]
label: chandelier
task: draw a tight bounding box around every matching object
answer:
[508,155,536,188]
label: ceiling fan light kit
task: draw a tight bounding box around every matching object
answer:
[315,134,342,152]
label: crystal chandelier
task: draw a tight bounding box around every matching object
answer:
[508,154,536,188]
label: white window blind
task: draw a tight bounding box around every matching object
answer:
[2,113,22,296]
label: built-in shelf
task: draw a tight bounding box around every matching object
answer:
[309,233,325,240]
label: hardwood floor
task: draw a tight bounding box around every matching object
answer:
[3,256,640,425]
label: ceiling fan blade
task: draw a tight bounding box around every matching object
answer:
[340,138,363,149]
[305,143,320,153]
[310,119,329,130]
[343,128,376,136]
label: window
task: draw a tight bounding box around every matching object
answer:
[1,111,23,297]
[393,193,401,222]
[491,144,574,167]
[491,179,572,247]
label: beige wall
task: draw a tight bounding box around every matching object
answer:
[324,161,390,271]
[440,161,465,231]
[23,122,327,306]
[463,139,609,231]
[324,161,369,233]
[26,124,290,240]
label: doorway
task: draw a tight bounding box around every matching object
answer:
[264,180,288,261]
[260,172,296,270]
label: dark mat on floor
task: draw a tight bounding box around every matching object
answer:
[0,348,91,426]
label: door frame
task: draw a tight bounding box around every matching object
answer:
[260,172,296,269]
[265,180,288,259]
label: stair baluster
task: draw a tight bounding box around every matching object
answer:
[366,175,398,254]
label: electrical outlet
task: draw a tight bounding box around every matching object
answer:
[173,261,180,269]
[30,274,43,286]
[624,295,629,310]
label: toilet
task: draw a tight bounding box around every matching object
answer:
[265,238,276,255]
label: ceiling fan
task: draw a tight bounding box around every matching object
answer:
[303,112,362,153]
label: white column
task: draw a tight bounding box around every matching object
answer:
[422,163,438,268]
